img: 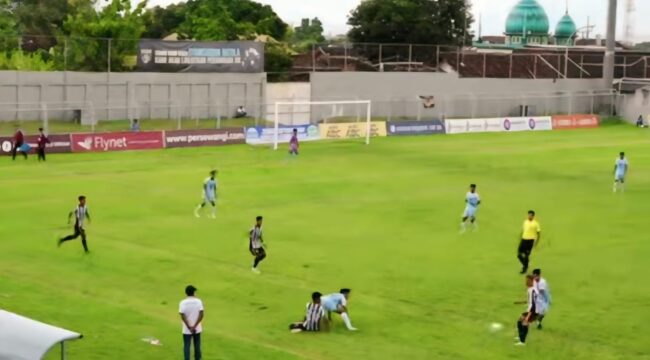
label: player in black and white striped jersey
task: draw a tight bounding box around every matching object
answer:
[58,195,91,253]
[514,274,539,346]
[289,292,329,333]
[249,216,266,274]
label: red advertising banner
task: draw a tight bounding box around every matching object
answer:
[552,115,600,130]
[70,131,164,153]
[0,134,72,155]
[164,128,246,148]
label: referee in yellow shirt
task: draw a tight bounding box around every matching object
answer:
[517,210,541,274]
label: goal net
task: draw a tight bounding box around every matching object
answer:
[272,100,373,150]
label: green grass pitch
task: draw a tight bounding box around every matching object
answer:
[0,126,649,360]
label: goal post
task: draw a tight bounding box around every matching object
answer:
[273,100,372,150]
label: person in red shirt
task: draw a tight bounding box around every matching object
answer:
[12,129,27,160]
[36,128,51,162]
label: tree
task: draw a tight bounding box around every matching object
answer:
[292,17,325,50]
[56,0,147,71]
[13,0,71,51]
[179,0,287,41]
[347,0,472,45]
[142,3,187,39]
[0,0,19,52]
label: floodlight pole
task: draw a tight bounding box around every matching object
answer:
[603,0,617,88]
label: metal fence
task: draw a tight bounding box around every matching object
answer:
[3,35,650,79]
[0,89,618,135]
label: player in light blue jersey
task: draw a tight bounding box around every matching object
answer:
[460,184,481,233]
[613,152,629,193]
[194,170,218,218]
[321,289,357,331]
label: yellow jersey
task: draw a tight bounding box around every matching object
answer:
[522,219,541,240]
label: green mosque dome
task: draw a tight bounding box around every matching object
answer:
[555,12,577,39]
[505,0,550,36]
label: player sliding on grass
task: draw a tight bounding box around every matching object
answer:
[194,170,217,218]
[249,216,266,274]
[58,195,91,253]
[613,152,628,193]
[322,289,357,331]
[289,291,329,333]
[460,184,480,233]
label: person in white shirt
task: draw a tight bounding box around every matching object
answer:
[532,269,551,330]
[321,289,357,331]
[460,184,481,233]
[179,285,204,360]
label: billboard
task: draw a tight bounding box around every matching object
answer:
[0,134,72,155]
[165,128,246,148]
[71,131,164,153]
[445,117,553,134]
[318,122,387,140]
[386,120,445,136]
[245,125,321,145]
[137,40,264,73]
[552,115,600,130]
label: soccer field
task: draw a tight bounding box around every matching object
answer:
[1,125,649,360]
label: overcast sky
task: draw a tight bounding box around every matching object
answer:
[140,0,650,42]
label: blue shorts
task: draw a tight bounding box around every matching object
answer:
[615,172,625,182]
[463,206,477,218]
[204,193,216,203]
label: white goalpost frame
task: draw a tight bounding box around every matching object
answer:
[273,100,372,150]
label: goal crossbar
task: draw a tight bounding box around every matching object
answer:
[273,100,372,150]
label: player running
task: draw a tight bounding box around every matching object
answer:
[321,289,357,331]
[517,210,541,274]
[460,184,481,233]
[514,275,539,346]
[289,128,299,155]
[194,170,218,218]
[613,152,629,193]
[532,269,551,329]
[249,216,266,274]
[289,291,328,333]
[58,195,91,253]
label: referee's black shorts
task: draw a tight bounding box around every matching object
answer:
[518,239,535,253]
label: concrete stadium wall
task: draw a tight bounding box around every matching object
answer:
[0,71,266,122]
[310,73,612,120]
[619,89,650,124]
[265,82,311,125]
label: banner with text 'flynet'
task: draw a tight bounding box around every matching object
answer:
[445,117,553,134]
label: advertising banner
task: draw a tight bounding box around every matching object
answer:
[245,125,321,145]
[319,122,387,140]
[386,120,445,136]
[446,117,552,134]
[551,115,600,130]
[71,131,164,153]
[137,40,264,73]
[0,134,72,155]
[165,128,245,148]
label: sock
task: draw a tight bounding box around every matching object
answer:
[460,222,466,231]
[472,221,478,230]
[613,183,617,192]
[211,206,216,217]
[341,312,354,329]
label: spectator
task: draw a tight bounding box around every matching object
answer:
[36,128,51,162]
[131,119,141,132]
[636,115,646,128]
[11,128,27,161]
[179,285,204,360]
[235,106,247,118]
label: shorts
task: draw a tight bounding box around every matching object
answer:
[518,239,535,254]
[250,246,266,257]
[615,173,625,182]
[204,194,216,203]
[463,206,477,218]
[322,302,338,312]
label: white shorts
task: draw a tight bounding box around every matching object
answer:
[204,193,216,203]
[463,206,477,218]
[322,302,339,312]
[615,173,625,182]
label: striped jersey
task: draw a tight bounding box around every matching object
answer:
[249,226,263,249]
[73,206,89,229]
[526,286,539,314]
[303,302,325,331]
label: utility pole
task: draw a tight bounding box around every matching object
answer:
[603,0,617,88]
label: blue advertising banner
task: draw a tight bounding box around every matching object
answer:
[386,120,446,136]
[246,125,321,145]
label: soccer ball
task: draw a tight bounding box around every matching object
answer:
[489,322,504,332]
